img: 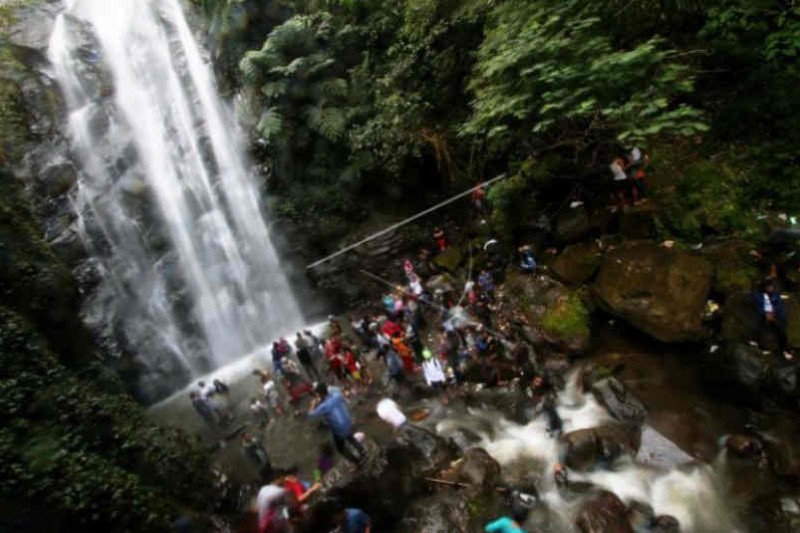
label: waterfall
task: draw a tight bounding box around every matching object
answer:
[48,0,305,397]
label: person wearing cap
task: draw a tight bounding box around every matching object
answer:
[421,348,446,391]
[308,382,366,465]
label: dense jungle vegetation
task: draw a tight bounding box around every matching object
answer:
[197,0,800,248]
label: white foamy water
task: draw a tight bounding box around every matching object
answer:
[436,373,743,532]
[48,0,305,386]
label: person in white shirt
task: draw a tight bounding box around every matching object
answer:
[421,349,447,390]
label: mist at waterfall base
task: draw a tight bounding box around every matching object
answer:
[48,0,309,401]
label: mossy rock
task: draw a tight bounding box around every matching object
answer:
[433,246,463,273]
[541,292,590,344]
[0,76,31,160]
[504,272,591,353]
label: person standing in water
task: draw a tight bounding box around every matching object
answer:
[307,383,366,465]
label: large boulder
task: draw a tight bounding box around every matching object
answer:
[560,424,642,471]
[593,242,713,342]
[504,273,591,353]
[576,491,634,533]
[552,241,605,285]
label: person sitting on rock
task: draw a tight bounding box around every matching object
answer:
[484,507,529,533]
[754,279,791,358]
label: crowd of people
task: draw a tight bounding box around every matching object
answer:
[185,151,678,532]
[609,146,650,210]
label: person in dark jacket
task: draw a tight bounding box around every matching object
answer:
[754,279,790,356]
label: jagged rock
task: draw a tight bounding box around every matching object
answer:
[576,490,634,533]
[395,424,458,479]
[556,206,591,243]
[38,161,78,197]
[750,494,800,533]
[397,493,470,533]
[3,1,62,52]
[454,448,501,488]
[552,241,605,285]
[591,377,647,424]
[593,241,713,342]
[560,424,642,471]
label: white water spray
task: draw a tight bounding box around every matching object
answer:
[48,0,304,390]
[436,373,743,532]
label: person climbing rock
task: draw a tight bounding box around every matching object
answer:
[334,506,371,533]
[484,507,529,532]
[307,383,366,465]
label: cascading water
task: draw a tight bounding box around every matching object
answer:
[435,373,744,532]
[48,0,305,397]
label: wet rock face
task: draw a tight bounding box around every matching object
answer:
[398,493,470,533]
[454,447,501,488]
[576,490,634,533]
[591,377,647,425]
[593,241,713,342]
[560,424,642,471]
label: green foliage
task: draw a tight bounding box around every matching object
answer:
[0,167,222,530]
[462,0,706,155]
[0,307,219,531]
[654,146,761,241]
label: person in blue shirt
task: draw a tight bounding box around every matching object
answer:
[485,507,529,532]
[307,383,366,465]
[753,279,790,357]
[334,506,371,533]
